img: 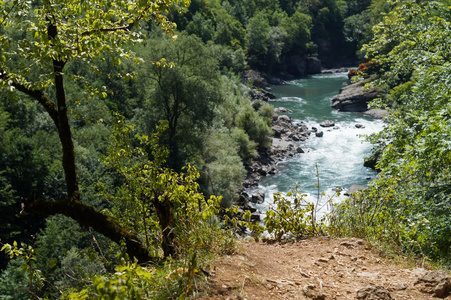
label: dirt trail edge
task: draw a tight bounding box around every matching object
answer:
[200,237,451,300]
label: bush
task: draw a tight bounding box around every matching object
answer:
[235,107,272,149]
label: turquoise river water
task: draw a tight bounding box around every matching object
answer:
[249,72,384,216]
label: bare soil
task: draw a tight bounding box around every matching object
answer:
[200,237,451,300]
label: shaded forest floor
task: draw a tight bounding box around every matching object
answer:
[199,237,451,299]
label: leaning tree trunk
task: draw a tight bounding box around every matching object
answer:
[153,197,176,258]
[21,192,151,263]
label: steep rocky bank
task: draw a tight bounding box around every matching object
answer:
[236,110,314,221]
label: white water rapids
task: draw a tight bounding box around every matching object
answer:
[248,72,384,218]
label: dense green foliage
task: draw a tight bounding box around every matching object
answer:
[0,0,400,298]
[331,0,451,267]
[180,0,380,69]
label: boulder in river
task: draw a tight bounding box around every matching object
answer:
[363,109,387,119]
[251,191,265,204]
[345,184,367,196]
[331,80,380,112]
[316,131,324,137]
[320,120,335,127]
[275,107,293,114]
[306,57,322,74]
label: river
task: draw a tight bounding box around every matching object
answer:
[250,72,384,217]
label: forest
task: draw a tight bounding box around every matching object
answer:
[0,0,450,298]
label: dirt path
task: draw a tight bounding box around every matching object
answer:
[200,237,451,299]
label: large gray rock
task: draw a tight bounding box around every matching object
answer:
[331,81,380,112]
[277,115,292,124]
[251,191,265,204]
[345,184,367,196]
[274,107,293,114]
[251,89,277,102]
[272,125,286,137]
[363,109,387,119]
[303,284,327,300]
[306,57,322,74]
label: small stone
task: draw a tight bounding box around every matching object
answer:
[297,147,305,153]
[354,239,365,245]
[345,184,367,196]
[414,271,451,297]
[299,270,310,278]
[303,284,327,300]
[355,123,365,128]
[356,286,393,299]
[389,283,408,291]
[340,241,356,248]
[316,131,324,137]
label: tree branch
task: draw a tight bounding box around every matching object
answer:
[80,4,154,37]
[0,71,59,124]
[81,22,137,37]
[21,192,153,264]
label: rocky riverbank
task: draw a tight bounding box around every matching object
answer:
[236,110,313,220]
[237,66,382,218]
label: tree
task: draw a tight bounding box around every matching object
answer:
[280,11,312,55]
[246,12,271,68]
[333,0,451,263]
[213,14,247,49]
[101,116,222,258]
[0,0,189,263]
[134,34,223,170]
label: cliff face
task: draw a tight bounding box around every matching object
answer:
[331,80,380,112]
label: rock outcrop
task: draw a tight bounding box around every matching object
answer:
[243,114,311,188]
[331,81,380,112]
[306,57,322,75]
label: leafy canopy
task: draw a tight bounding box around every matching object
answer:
[0,0,189,96]
[332,0,451,264]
